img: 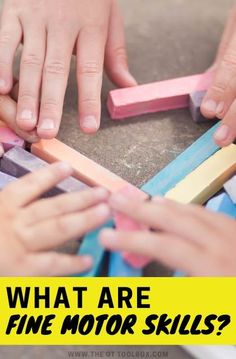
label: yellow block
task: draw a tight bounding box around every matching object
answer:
[165,144,236,204]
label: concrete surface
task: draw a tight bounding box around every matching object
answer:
[0,0,235,358]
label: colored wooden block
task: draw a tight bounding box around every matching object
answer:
[165,145,236,205]
[224,175,236,204]
[189,90,216,123]
[114,185,151,268]
[0,171,16,190]
[0,127,25,151]
[1,147,88,196]
[108,72,213,119]
[142,123,220,197]
[76,221,114,277]
[32,139,142,194]
[206,192,236,218]
[109,124,220,277]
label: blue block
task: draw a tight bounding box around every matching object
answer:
[142,123,220,196]
[109,123,220,278]
[75,221,113,277]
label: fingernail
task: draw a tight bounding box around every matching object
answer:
[110,193,128,206]
[216,102,224,115]
[152,196,166,203]
[81,255,93,266]
[82,116,98,131]
[39,119,55,130]
[202,99,217,113]
[100,229,118,245]
[214,125,230,142]
[95,204,111,218]
[20,110,35,122]
[94,187,110,199]
[57,162,73,172]
[0,79,6,90]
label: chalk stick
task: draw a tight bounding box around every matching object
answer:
[32,139,142,194]
[0,171,16,190]
[108,252,142,277]
[76,221,114,277]
[114,185,151,268]
[206,192,236,218]
[142,123,220,197]
[109,124,220,277]
[189,90,216,123]
[0,127,25,151]
[1,147,88,196]
[224,175,236,204]
[165,144,236,205]
[108,72,213,119]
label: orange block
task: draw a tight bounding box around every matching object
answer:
[32,139,146,195]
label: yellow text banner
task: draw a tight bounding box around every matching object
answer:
[0,277,235,345]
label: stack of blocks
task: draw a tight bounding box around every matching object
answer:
[0,71,235,278]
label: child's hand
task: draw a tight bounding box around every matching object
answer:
[100,194,236,276]
[0,0,136,138]
[0,162,110,276]
[201,4,236,147]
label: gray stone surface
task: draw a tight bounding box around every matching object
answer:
[0,0,234,358]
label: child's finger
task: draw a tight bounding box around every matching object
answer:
[19,187,109,225]
[26,252,92,276]
[100,229,202,275]
[0,95,39,142]
[105,0,137,88]
[37,31,75,139]
[2,162,73,207]
[201,33,236,119]
[109,194,221,247]
[16,24,46,131]
[22,204,111,251]
[77,25,107,134]
[0,16,22,94]
[214,98,236,146]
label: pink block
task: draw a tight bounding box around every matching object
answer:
[0,128,25,151]
[107,72,214,119]
[114,185,152,268]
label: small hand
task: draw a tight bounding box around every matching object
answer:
[100,194,236,276]
[0,162,110,276]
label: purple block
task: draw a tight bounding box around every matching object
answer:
[189,91,217,123]
[0,171,16,190]
[0,127,25,151]
[0,146,89,196]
